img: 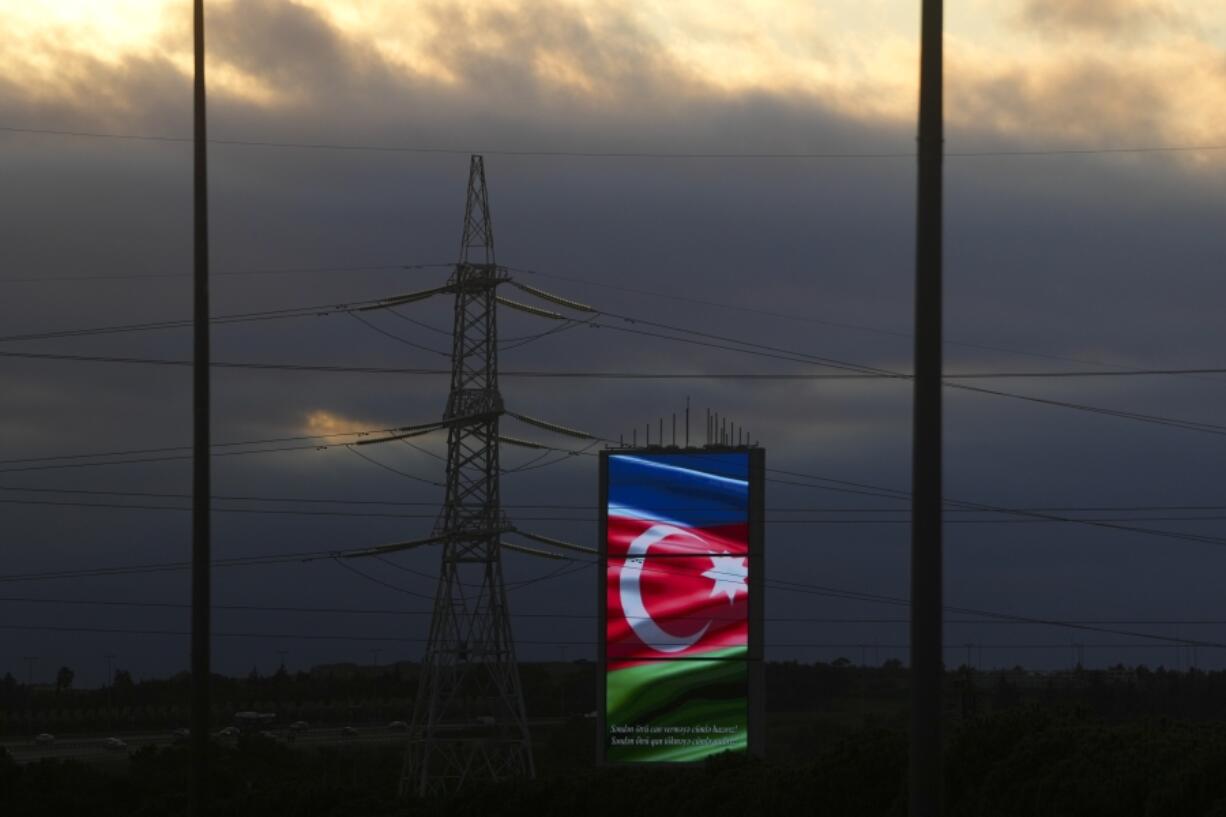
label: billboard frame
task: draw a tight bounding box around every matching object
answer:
[596,447,765,765]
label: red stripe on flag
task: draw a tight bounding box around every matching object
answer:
[606,515,749,669]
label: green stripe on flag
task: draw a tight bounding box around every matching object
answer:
[606,647,748,763]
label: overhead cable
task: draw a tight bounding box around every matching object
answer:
[6,125,1224,160]
[495,295,566,320]
[507,280,595,312]
[506,412,600,440]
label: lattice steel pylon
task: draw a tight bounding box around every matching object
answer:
[399,155,535,798]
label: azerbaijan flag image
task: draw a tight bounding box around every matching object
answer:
[604,452,751,763]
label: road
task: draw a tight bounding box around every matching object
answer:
[0,725,408,765]
[0,718,568,765]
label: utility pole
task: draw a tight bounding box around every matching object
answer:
[105,653,116,706]
[23,656,36,686]
[190,0,212,815]
[371,648,382,702]
[105,653,116,723]
[400,156,534,798]
[910,2,944,816]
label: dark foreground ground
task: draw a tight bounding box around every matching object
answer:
[5,706,1226,817]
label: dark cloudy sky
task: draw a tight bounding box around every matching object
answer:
[2,0,1225,685]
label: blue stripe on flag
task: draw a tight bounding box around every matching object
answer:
[607,452,748,528]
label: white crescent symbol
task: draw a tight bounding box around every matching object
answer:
[619,524,711,653]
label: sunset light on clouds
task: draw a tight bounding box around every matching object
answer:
[2,1,1223,155]
[4,0,1226,689]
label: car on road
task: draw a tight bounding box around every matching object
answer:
[33,733,55,745]
[339,726,359,737]
[172,728,191,743]
[289,720,309,731]
[103,737,128,752]
[387,721,408,731]
[216,727,240,739]
[234,711,276,732]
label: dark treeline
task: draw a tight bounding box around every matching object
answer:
[769,660,1226,724]
[6,706,1226,816]
[437,707,1226,817]
[7,659,1226,736]
[0,661,599,735]
[2,663,419,736]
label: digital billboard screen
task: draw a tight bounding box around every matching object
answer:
[599,449,763,763]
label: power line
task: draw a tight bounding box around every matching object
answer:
[11,248,1223,400]
[0,545,582,588]
[5,124,1224,159]
[753,578,1226,649]
[507,265,1215,378]
[6,596,1226,627]
[3,543,1223,649]
[0,442,333,475]
[574,452,1226,550]
[500,317,597,352]
[10,348,1226,381]
[342,445,446,488]
[765,467,1226,549]
[8,484,1226,516]
[0,624,1214,652]
[0,349,450,374]
[6,276,1226,439]
[345,311,450,356]
[8,495,1226,526]
[384,308,451,336]
[9,439,1226,550]
[0,550,333,583]
[329,557,439,601]
[4,317,1225,545]
[0,435,559,477]
[2,620,1210,652]
[508,265,1226,403]
[501,440,602,474]
[0,418,590,475]
[0,263,448,285]
[559,312,1226,445]
[496,278,1226,440]
[398,437,446,463]
[0,623,1216,652]
[0,297,386,344]
[583,313,1226,438]
[6,249,1208,392]
[332,545,1226,651]
[0,427,396,468]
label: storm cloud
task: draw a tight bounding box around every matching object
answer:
[1,1,1225,682]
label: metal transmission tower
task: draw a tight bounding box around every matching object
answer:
[401,155,534,798]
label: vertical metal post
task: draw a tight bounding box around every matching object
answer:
[190,1,212,814]
[910,1,944,816]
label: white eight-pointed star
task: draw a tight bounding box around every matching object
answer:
[702,553,748,603]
